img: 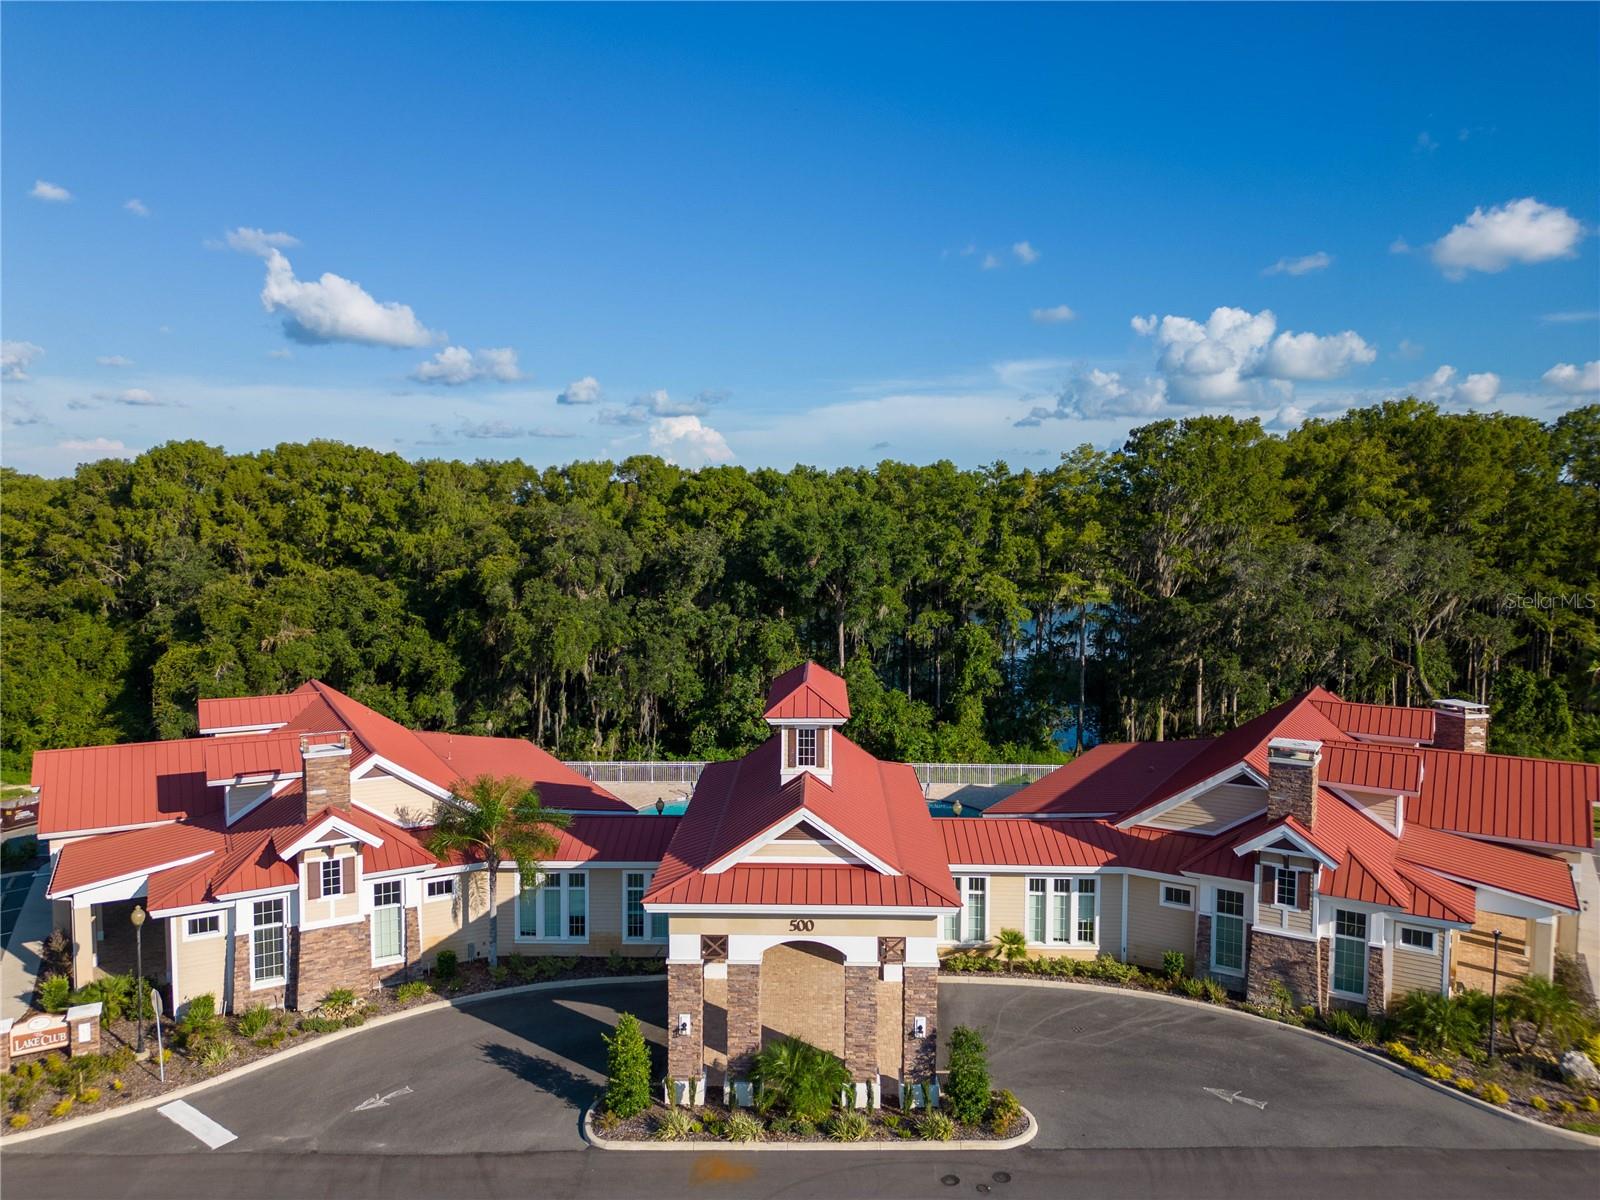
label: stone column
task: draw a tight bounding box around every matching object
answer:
[1365,944,1387,1015]
[725,962,761,1104]
[666,962,705,1106]
[1245,929,1320,1009]
[900,966,938,1107]
[843,963,879,1108]
[1194,915,1212,977]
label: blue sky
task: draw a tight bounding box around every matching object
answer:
[4,2,1597,475]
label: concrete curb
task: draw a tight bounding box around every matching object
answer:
[581,1102,1039,1152]
[944,974,1600,1147]
[1,973,665,1146]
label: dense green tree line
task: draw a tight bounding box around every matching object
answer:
[3,399,1596,774]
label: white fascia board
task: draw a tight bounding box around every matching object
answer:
[1229,825,1339,870]
[765,717,847,727]
[642,902,954,916]
[1326,787,1404,835]
[277,814,383,859]
[1445,877,1577,918]
[42,818,177,842]
[703,807,898,877]
[146,899,230,919]
[944,863,1104,875]
[46,850,215,901]
[990,812,1116,821]
[197,722,288,736]
[206,770,302,788]
[1114,764,1265,831]
[212,882,296,903]
[350,753,455,802]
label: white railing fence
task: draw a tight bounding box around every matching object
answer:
[563,760,1059,789]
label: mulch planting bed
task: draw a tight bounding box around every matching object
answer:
[596,1101,1030,1144]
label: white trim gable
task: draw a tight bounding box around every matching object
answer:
[1230,824,1339,870]
[47,850,216,902]
[1114,764,1266,831]
[703,807,899,877]
[277,813,384,860]
[350,753,455,803]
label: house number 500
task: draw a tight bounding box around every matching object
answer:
[788,919,815,932]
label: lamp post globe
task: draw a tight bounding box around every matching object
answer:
[131,904,147,1053]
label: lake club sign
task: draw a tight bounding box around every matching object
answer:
[8,1014,68,1056]
[0,1001,102,1069]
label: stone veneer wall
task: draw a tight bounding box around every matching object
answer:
[725,963,762,1078]
[1194,914,1211,977]
[231,931,294,1012]
[1366,944,1387,1015]
[842,964,879,1082]
[900,966,938,1084]
[666,963,704,1082]
[1246,929,1322,1009]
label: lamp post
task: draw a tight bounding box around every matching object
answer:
[1487,927,1502,1061]
[130,904,147,1053]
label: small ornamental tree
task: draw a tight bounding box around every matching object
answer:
[944,1025,991,1124]
[995,928,1029,963]
[603,1013,653,1118]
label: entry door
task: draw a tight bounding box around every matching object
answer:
[1212,888,1246,975]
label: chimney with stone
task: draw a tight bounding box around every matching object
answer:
[1266,737,1321,827]
[300,733,352,820]
[1431,699,1489,753]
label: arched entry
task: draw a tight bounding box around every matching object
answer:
[759,940,845,1056]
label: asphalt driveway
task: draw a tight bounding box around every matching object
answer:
[3,977,1591,1199]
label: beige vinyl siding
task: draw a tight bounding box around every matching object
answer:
[301,844,360,924]
[1342,790,1398,830]
[1390,944,1443,998]
[1255,853,1314,936]
[1143,782,1264,833]
[351,771,437,826]
[1123,875,1195,968]
[417,867,657,963]
[225,782,272,824]
[173,919,229,1012]
[747,839,859,863]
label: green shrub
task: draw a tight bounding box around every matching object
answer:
[49,1096,72,1118]
[1162,950,1187,980]
[749,1037,851,1123]
[78,1086,101,1104]
[1324,1009,1380,1043]
[726,1111,765,1142]
[1504,976,1592,1056]
[918,1110,955,1141]
[1479,1082,1509,1106]
[944,1025,992,1124]
[9,1113,31,1129]
[35,974,71,1013]
[297,1016,344,1033]
[602,1013,653,1119]
[826,1111,870,1142]
[1530,1095,1550,1112]
[106,1045,136,1073]
[178,993,225,1048]
[433,949,458,980]
[1199,978,1228,1004]
[1559,1100,1577,1115]
[236,1004,274,1037]
[1584,1096,1599,1113]
[654,1108,696,1141]
[1179,977,1206,999]
[768,1114,817,1137]
[395,980,433,1003]
[988,1087,1022,1135]
[490,964,510,984]
[1089,954,1140,984]
[1392,990,1484,1054]
[606,950,627,976]
[1422,1060,1454,1082]
[995,928,1029,963]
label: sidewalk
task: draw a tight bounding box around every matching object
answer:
[1,863,55,1019]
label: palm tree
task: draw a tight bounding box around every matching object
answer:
[1505,975,1587,1056]
[425,775,570,968]
[995,927,1029,964]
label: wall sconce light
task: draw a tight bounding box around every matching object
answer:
[677,1013,692,1036]
[912,1015,927,1038]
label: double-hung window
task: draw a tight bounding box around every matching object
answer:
[1275,867,1299,908]
[1332,909,1368,996]
[251,898,287,985]
[520,871,589,942]
[796,727,817,767]
[321,857,344,898]
[371,880,404,962]
[624,872,669,942]
[944,876,987,943]
[1022,877,1097,945]
[1212,888,1246,975]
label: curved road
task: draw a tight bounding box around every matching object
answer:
[4,978,1591,1198]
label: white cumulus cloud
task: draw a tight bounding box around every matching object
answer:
[58,437,129,455]
[124,198,150,217]
[981,253,1001,271]
[1016,369,1171,425]
[599,389,710,426]
[96,355,134,368]
[411,346,522,385]
[1263,251,1333,277]
[1,341,44,380]
[1134,306,1374,404]
[648,415,734,468]
[1012,241,1040,265]
[1430,198,1584,279]
[1263,330,1378,381]
[1031,305,1076,324]
[258,248,436,348]
[1543,361,1600,394]
[220,227,300,254]
[1412,365,1501,407]
[30,180,71,203]
[556,376,602,406]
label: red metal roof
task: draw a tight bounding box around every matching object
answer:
[647,865,952,908]
[413,731,630,811]
[940,817,1213,875]
[987,740,1209,817]
[32,739,222,836]
[1322,850,1407,909]
[49,821,222,896]
[1409,747,1595,850]
[647,728,955,909]
[763,662,851,721]
[201,732,311,783]
[1319,743,1422,795]
[417,814,681,868]
[1393,861,1475,924]
[196,685,317,733]
[1309,691,1435,743]
[1397,823,1578,910]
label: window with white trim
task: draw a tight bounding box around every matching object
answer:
[1332,909,1368,996]
[1161,884,1194,909]
[1274,867,1298,908]
[1398,926,1436,953]
[1021,877,1097,945]
[321,857,344,897]
[943,876,987,943]
[371,880,404,962]
[1212,888,1246,974]
[518,871,589,942]
[251,898,286,984]
[625,872,669,941]
[185,913,222,940]
[425,877,455,899]
[796,727,817,767]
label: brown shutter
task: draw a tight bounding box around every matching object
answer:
[342,856,355,895]
[1260,864,1276,903]
[785,729,796,769]
[816,729,828,770]
[1296,870,1311,911]
[308,857,322,900]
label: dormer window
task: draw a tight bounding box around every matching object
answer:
[796,728,818,767]
[321,857,344,897]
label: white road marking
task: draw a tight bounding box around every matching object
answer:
[353,1085,413,1111]
[157,1100,238,1149]
[1204,1087,1267,1110]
